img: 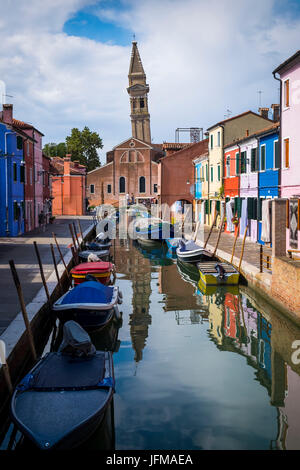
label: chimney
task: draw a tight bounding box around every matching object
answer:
[64,155,71,175]
[245,129,249,137]
[271,104,280,122]
[258,107,269,120]
[2,104,13,124]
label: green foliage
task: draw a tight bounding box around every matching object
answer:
[43,142,67,158]
[66,127,103,171]
[43,127,103,172]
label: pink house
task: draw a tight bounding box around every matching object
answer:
[12,119,44,228]
[273,50,300,249]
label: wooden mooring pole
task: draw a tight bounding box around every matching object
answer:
[52,233,71,283]
[9,260,37,361]
[230,221,240,264]
[238,225,249,272]
[203,212,218,249]
[33,241,50,303]
[50,243,63,295]
[213,213,225,257]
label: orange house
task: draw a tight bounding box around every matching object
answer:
[50,156,86,216]
[224,145,240,234]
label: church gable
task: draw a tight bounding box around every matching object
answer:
[113,137,152,151]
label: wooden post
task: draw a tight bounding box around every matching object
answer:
[50,243,63,295]
[71,245,79,266]
[230,221,240,264]
[213,213,225,257]
[33,241,50,302]
[193,221,200,242]
[77,219,84,245]
[9,260,37,361]
[69,223,77,250]
[73,221,80,249]
[203,211,218,249]
[52,232,71,282]
[259,244,263,273]
[0,340,13,394]
[238,225,249,272]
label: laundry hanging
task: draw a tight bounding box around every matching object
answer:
[261,199,271,243]
[226,200,235,232]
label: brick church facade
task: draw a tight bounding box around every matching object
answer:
[87,41,163,207]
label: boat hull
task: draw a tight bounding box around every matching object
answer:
[197,262,240,285]
[10,352,114,450]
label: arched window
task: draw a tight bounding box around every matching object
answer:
[119,176,125,193]
[139,176,146,193]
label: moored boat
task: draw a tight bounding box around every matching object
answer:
[10,321,115,450]
[197,262,240,285]
[176,239,213,263]
[70,261,114,285]
[52,280,122,331]
[78,250,110,262]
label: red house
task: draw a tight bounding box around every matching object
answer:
[224,144,239,234]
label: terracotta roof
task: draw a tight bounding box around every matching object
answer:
[273,50,300,75]
[207,110,273,131]
[224,122,280,150]
[159,139,208,161]
[162,142,190,150]
[12,118,44,136]
[50,156,86,175]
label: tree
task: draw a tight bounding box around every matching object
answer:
[66,127,102,171]
[43,142,67,158]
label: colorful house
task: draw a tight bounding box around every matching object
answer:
[193,148,209,224]
[23,132,35,232]
[50,156,87,216]
[273,50,300,250]
[257,124,280,244]
[0,111,25,236]
[205,110,273,224]
[42,153,52,223]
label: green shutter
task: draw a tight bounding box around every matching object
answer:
[205,199,209,214]
[251,149,256,172]
[218,165,220,181]
[211,166,213,182]
[236,153,240,175]
[216,200,220,212]
[241,151,246,174]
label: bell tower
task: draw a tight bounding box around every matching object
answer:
[127,41,151,143]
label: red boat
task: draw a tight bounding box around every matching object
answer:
[70,261,114,286]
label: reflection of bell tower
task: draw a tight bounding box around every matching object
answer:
[129,254,152,362]
[127,41,151,143]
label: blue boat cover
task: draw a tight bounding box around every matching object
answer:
[61,281,114,305]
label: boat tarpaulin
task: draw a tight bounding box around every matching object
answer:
[61,281,114,305]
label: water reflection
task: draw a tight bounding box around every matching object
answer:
[112,238,300,450]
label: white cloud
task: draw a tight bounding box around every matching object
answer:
[0,0,299,162]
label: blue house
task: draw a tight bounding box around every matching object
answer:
[257,124,280,244]
[193,156,203,223]
[0,121,25,236]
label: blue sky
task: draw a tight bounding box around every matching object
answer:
[0,0,299,162]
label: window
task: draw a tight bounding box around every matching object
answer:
[90,184,95,194]
[211,166,213,182]
[284,138,289,168]
[260,145,266,171]
[210,134,213,149]
[251,148,258,172]
[140,98,145,108]
[218,165,221,181]
[240,151,247,174]
[30,168,33,185]
[154,183,158,193]
[13,163,17,182]
[284,79,290,108]
[235,153,240,175]
[139,176,146,193]
[119,176,125,193]
[13,202,19,221]
[226,156,230,177]
[16,136,23,150]
[107,184,112,194]
[217,131,220,147]
[274,140,280,169]
[20,164,25,183]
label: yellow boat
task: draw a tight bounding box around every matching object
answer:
[197,262,240,286]
[197,279,239,296]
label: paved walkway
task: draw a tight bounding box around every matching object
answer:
[196,226,273,272]
[0,215,93,335]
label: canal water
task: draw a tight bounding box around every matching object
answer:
[2,237,300,450]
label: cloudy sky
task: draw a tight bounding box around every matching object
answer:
[0,0,299,162]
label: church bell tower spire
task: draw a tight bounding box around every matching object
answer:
[127,41,151,143]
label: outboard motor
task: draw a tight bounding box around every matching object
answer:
[178,239,186,252]
[58,321,96,357]
[87,253,100,262]
[215,263,225,281]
